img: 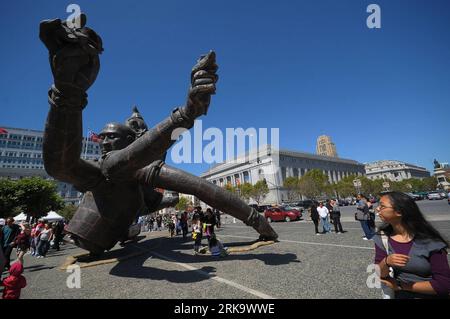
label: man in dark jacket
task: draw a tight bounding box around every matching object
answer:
[52,220,65,251]
[1,217,20,270]
[326,200,334,225]
[310,204,320,235]
[0,219,6,275]
[330,200,344,234]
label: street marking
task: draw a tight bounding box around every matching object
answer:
[219,235,374,250]
[222,224,366,231]
[150,251,275,299]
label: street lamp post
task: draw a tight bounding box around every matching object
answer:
[263,176,281,205]
[353,178,362,195]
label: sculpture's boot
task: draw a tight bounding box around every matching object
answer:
[244,209,279,241]
[153,164,279,242]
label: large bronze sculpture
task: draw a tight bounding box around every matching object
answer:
[40,15,278,256]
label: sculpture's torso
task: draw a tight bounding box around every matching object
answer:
[66,158,147,253]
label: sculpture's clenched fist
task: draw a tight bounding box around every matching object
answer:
[39,13,103,95]
[184,51,218,120]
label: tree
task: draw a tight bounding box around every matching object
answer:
[224,183,236,194]
[237,183,253,203]
[175,196,191,211]
[0,178,19,218]
[359,177,383,196]
[422,176,438,191]
[298,169,328,200]
[283,177,300,202]
[333,174,358,198]
[14,177,64,220]
[250,180,269,205]
[59,204,78,222]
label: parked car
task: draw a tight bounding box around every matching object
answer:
[249,204,272,212]
[338,198,349,206]
[427,191,444,200]
[264,206,302,222]
[284,204,305,213]
[345,197,357,205]
[405,193,423,201]
[412,192,426,200]
[295,200,319,210]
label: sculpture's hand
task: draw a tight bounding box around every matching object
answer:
[39,14,103,95]
[184,51,218,119]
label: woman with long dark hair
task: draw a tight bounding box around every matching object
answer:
[374,191,450,299]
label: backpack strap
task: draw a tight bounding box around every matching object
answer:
[380,231,394,278]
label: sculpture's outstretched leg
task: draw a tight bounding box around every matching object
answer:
[153,164,278,241]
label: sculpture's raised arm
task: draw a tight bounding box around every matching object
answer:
[40,15,104,188]
[101,52,219,179]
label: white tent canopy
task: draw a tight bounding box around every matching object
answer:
[42,211,64,222]
[13,211,64,223]
[14,212,27,222]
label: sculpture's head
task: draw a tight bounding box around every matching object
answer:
[99,122,136,156]
[125,106,148,138]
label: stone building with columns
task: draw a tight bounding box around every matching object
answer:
[200,145,365,205]
[364,160,430,182]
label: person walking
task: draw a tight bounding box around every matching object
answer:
[180,209,190,239]
[310,203,320,235]
[12,223,31,265]
[356,194,375,240]
[52,220,64,251]
[214,208,221,228]
[149,216,155,232]
[331,199,344,234]
[0,219,5,276]
[156,215,163,231]
[374,191,450,299]
[36,223,53,258]
[1,217,20,270]
[203,208,216,244]
[168,214,176,237]
[31,220,45,257]
[317,202,331,234]
[192,216,202,255]
[326,200,334,226]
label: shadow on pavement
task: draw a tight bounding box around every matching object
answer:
[26,265,55,272]
[109,252,216,283]
[108,235,300,282]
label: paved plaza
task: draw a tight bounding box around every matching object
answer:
[6,200,450,299]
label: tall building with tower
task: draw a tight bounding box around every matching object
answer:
[316,135,338,158]
[201,145,364,204]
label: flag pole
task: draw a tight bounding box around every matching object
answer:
[84,128,90,159]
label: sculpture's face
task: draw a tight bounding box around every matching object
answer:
[99,123,135,155]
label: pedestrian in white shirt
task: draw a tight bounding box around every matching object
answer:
[317,202,331,234]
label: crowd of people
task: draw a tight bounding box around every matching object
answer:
[309,199,346,236]
[2,191,449,299]
[1,217,66,299]
[139,206,227,257]
[308,195,378,240]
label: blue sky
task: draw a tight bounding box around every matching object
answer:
[1,0,449,176]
